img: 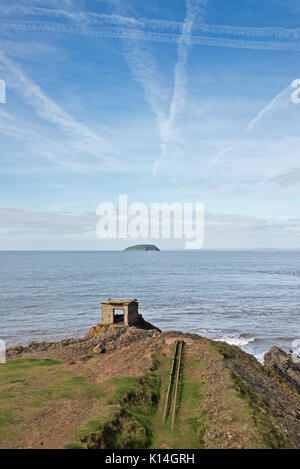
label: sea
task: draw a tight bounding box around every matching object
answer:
[0,250,299,362]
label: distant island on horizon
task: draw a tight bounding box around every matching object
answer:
[124,244,160,252]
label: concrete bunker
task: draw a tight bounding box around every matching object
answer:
[101,299,139,326]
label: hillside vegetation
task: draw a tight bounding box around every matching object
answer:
[1,325,299,449]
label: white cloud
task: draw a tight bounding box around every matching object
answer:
[0,52,123,171]
[0,53,111,152]
[274,0,300,13]
[268,167,300,186]
[0,40,62,62]
[1,206,300,249]
[0,104,123,173]
[120,0,208,176]
[0,207,96,235]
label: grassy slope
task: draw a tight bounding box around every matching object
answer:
[0,341,297,449]
[0,358,103,448]
[150,349,207,449]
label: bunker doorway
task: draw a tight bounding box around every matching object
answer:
[113,309,125,324]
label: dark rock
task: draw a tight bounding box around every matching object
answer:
[131,314,161,332]
[9,345,24,355]
[264,346,300,395]
[93,343,106,354]
[28,341,38,347]
[80,354,93,362]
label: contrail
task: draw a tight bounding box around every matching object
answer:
[0,52,117,168]
[1,21,300,51]
[104,0,173,178]
[169,0,207,125]
[247,84,293,132]
[194,23,300,40]
[209,146,233,167]
[0,6,143,27]
[153,0,207,176]
[2,5,300,40]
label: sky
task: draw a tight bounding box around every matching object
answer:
[1,0,300,249]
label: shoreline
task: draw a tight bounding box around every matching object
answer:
[4,319,295,370]
[1,250,298,366]
[3,324,293,365]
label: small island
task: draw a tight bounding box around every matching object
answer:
[124,244,160,252]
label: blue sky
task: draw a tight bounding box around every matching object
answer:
[1,0,300,249]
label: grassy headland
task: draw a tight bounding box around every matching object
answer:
[1,325,299,449]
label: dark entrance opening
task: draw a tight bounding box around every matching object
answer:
[113,309,124,324]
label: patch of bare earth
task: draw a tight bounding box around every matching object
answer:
[8,336,164,449]
[80,336,163,384]
[19,398,97,449]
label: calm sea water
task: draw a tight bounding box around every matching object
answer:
[0,250,299,361]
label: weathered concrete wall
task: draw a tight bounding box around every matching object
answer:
[101,303,115,324]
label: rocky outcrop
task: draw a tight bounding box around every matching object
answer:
[93,343,106,354]
[209,341,300,448]
[264,346,300,395]
[132,314,161,331]
[7,320,161,362]
[85,314,160,338]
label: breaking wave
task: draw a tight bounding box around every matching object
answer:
[215,334,256,347]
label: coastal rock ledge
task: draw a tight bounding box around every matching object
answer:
[264,346,300,395]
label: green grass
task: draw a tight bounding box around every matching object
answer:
[0,358,103,448]
[65,349,209,449]
[66,354,162,449]
[0,355,163,449]
[4,358,62,368]
[150,351,208,449]
[209,341,237,361]
[227,371,294,449]
[2,345,293,449]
